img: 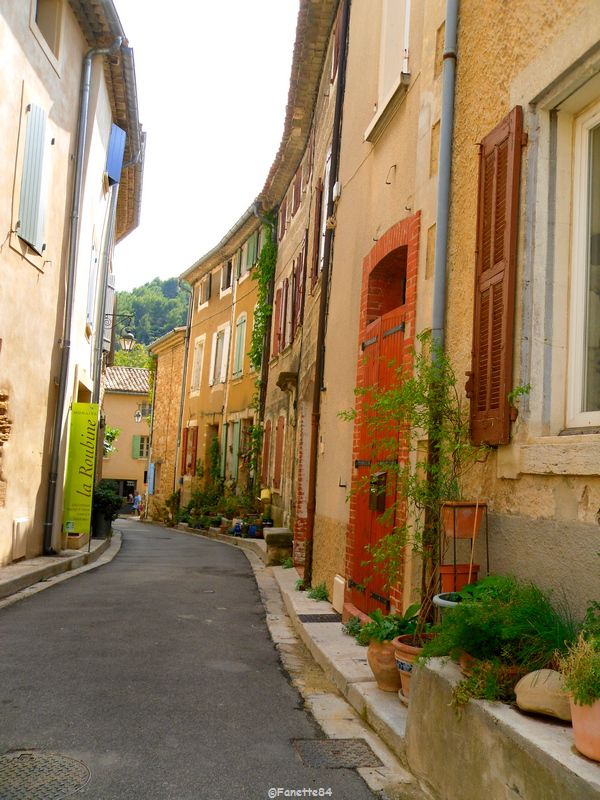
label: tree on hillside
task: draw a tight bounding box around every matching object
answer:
[116,277,188,345]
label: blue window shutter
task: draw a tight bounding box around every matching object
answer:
[18,103,47,254]
[132,435,141,458]
[102,273,117,352]
[106,124,126,185]
[231,422,241,480]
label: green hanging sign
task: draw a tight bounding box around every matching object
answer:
[62,402,98,535]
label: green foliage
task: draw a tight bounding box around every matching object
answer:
[116,277,189,346]
[452,660,528,709]
[103,426,120,457]
[93,480,122,522]
[307,582,329,601]
[208,435,221,485]
[355,605,420,645]
[113,343,152,368]
[295,578,306,592]
[559,635,600,706]
[507,383,532,408]
[343,616,364,640]
[281,556,294,569]
[420,575,578,670]
[249,221,277,372]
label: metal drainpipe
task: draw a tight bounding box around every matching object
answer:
[173,281,193,493]
[304,0,351,586]
[252,203,277,426]
[42,37,122,554]
[431,0,459,352]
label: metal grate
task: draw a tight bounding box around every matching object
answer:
[297,613,342,623]
[0,751,90,799]
[293,739,382,769]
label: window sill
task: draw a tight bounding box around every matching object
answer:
[364,72,410,144]
[10,232,48,272]
[219,286,232,299]
[498,434,600,478]
[197,300,208,312]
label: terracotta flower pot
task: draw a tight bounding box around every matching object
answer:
[439,563,479,592]
[441,501,486,539]
[570,697,600,761]
[393,634,434,698]
[367,640,401,692]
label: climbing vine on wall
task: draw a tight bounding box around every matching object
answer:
[249,218,277,372]
[247,216,277,485]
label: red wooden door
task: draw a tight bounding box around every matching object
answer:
[350,307,405,613]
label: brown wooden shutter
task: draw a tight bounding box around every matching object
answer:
[311,179,323,289]
[278,199,287,241]
[298,233,307,327]
[282,278,289,349]
[291,259,298,337]
[189,427,198,475]
[181,427,188,474]
[468,106,523,446]
[272,288,282,356]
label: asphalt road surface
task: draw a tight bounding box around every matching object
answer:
[0,520,376,800]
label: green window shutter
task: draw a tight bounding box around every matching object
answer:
[231,422,241,480]
[246,231,258,268]
[233,317,246,376]
[220,425,228,478]
[18,103,48,254]
[132,435,141,458]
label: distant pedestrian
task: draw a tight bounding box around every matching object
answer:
[133,492,142,516]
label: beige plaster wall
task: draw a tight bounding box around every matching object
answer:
[313,0,444,592]
[446,0,600,614]
[0,2,121,562]
[102,392,148,491]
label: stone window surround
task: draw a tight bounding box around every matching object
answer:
[500,38,600,479]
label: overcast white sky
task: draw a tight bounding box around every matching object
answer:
[113,0,300,291]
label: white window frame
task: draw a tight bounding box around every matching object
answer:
[209,322,230,386]
[364,0,411,142]
[220,260,233,296]
[567,100,600,428]
[319,147,332,271]
[190,334,206,395]
[198,274,211,310]
[139,435,150,459]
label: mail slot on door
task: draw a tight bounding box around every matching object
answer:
[369,471,387,512]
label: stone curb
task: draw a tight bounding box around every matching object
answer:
[0,535,115,601]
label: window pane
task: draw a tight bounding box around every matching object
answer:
[585,124,600,412]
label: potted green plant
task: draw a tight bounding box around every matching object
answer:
[419,575,578,708]
[559,635,600,761]
[358,605,419,692]
[92,480,123,539]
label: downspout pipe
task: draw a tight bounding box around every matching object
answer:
[174,281,193,493]
[431,0,459,352]
[42,37,123,554]
[304,0,351,586]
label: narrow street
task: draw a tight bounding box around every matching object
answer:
[0,521,377,800]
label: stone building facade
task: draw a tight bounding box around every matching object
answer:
[147,327,186,514]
